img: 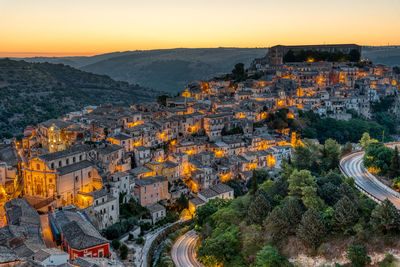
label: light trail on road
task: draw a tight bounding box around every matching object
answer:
[171,230,204,267]
[340,151,400,209]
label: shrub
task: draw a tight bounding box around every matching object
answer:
[120,244,128,260]
[112,239,120,250]
[347,245,370,267]
[135,237,145,245]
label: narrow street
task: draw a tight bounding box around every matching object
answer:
[40,214,55,248]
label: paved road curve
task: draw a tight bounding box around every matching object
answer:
[171,230,204,267]
[340,151,400,209]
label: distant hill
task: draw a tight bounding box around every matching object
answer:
[362,46,400,66]
[0,59,161,136]
[17,48,268,93]
[15,46,400,93]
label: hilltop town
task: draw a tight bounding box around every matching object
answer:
[0,44,400,266]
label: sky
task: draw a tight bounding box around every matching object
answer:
[1,0,400,57]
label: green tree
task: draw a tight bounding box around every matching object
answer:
[249,172,259,195]
[231,63,246,81]
[318,182,342,206]
[293,146,313,170]
[194,200,219,227]
[341,141,353,156]
[359,132,377,150]
[112,239,120,250]
[371,199,400,234]
[157,94,169,106]
[197,226,241,266]
[297,208,326,249]
[248,189,271,225]
[363,142,393,175]
[347,245,371,267]
[288,170,316,198]
[255,245,292,267]
[281,198,304,233]
[264,207,291,242]
[120,244,129,260]
[333,196,359,233]
[301,186,325,211]
[388,146,400,179]
[241,224,264,263]
[321,138,341,170]
[338,182,358,201]
[348,49,361,62]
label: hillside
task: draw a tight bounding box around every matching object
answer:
[18,48,268,93]
[0,59,161,136]
[15,46,400,93]
[362,46,400,66]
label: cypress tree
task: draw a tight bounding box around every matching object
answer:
[388,146,400,179]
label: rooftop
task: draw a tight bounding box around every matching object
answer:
[57,160,93,176]
[135,176,167,187]
[146,202,165,214]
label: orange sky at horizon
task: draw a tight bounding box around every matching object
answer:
[1,0,400,57]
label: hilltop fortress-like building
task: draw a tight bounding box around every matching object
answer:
[269,44,362,65]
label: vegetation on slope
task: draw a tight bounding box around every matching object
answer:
[0,58,161,136]
[194,139,400,267]
[263,108,393,144]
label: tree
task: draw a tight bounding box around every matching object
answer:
[225,179,244,197]
[120,244,129,260]
[318,182,342,206]
[112,239,120,250]
[280,198,304,234]
[297,208,326,249]
[321,138,341,170]
[341,141,353,156]
[255,245,292,267]
[157,94,169,106]
[197,226,241,266]
[333,196,359,233]
[288,170,316,198]
[248,189,271,225]
[348,49,361,62]
[371,199,400,234]
[176,193,188,211]
[231,63,246,82]
[241,224,264,263]
[264,207,291,241]
[338,182,358,201]
[347,245,370,267]
[293,146,313,170]
[388,146,400,179]
[363,142,393,175]
[249,172,259,195]
[266,178,289,206]
[194,200,219,227]
[359,132,377,150]
[301,186,325,211]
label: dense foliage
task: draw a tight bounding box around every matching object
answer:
[283,49,361,63]
[298,110,390,144]
[0,58,160,136]
[194,140,400,266]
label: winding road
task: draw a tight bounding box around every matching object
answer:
[171,230,204,267]
[340,151,400,209]
[170,151,400,267]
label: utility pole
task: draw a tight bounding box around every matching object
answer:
[382,130,385,143]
